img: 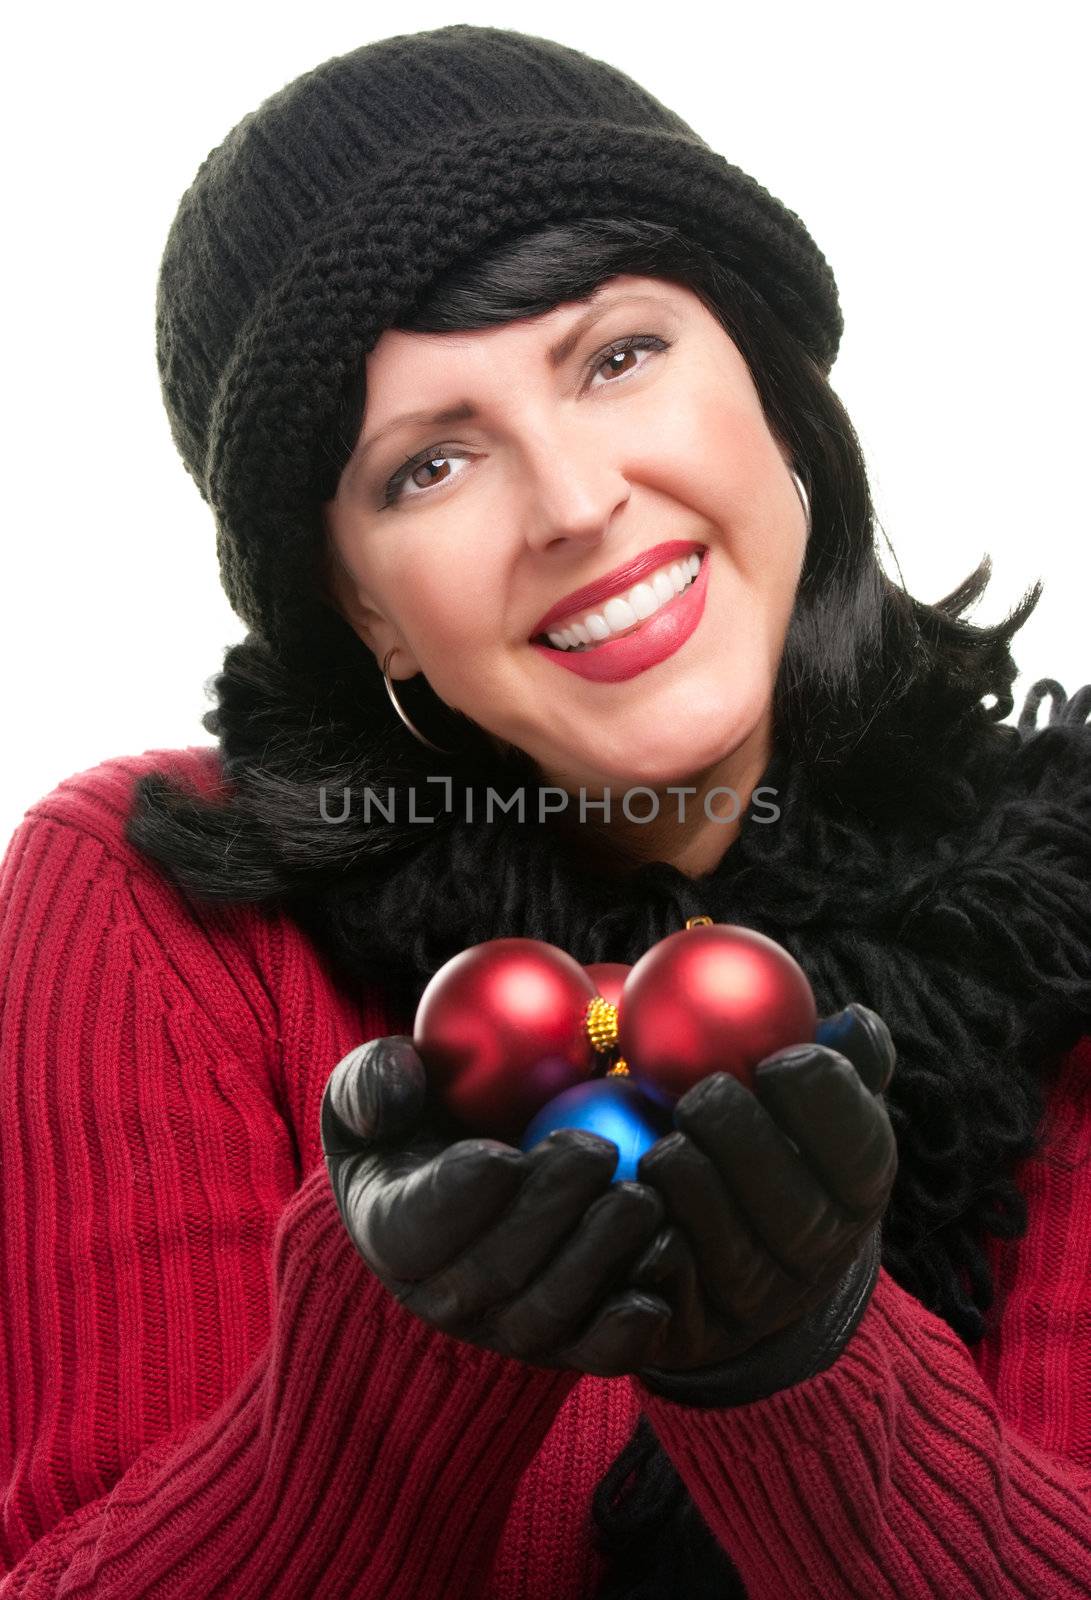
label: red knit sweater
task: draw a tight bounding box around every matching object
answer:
[1,745,1089,1599]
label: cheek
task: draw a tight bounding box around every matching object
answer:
[635,388,777,514]
[390,554,497,656]
[656,397,804,602]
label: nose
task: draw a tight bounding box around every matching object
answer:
[518,412,631,556]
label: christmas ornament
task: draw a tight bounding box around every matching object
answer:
[584,963,631,1008]
[520,1078,675,1183]
[413,920,817,1144]
[616,918,817,1095]
[414,938,610,1139]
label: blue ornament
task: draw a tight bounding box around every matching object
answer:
[520,1077,675,1183]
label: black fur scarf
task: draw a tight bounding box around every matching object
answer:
[284,681,1091,1597]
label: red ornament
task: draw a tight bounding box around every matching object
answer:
[584,963,631,1008]
[414,938,599,1139]
[617,922,816,1096]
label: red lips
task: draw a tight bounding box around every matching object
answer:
[530,539,705,638]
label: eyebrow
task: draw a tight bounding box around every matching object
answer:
[351,290,671,467]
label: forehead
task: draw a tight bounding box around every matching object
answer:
[366,274,700,379]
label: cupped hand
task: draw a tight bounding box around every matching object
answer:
[320,1035,673,1377]
[629,1003,899,1383]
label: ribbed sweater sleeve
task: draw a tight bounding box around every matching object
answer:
[636,1036,1091,1600]
[0,812,578,1599]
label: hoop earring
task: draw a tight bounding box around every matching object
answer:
[382,649,458,755]
[789,468,812,534]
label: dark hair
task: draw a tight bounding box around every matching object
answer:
[125,218,1055,1600]
[126,214,1040,898]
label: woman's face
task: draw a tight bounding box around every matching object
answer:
[322,273,807,797]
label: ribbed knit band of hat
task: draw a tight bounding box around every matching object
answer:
[155,24,843,660]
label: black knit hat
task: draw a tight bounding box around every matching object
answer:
[156,23,843,656]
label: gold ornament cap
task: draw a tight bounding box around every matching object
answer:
[584,994,619,1053]
[583,994,628,1075]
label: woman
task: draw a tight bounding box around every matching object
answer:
[1,24,1088,1599]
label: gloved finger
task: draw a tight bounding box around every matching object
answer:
[628,1223,707,1337]
[351,1138,527,1279]
[403,1129,621,1325]
[552,1290,673,1378]
[638,1129,780,1322]
[320,1036,427,1154]
[628,1222,691,1292]
[814,1005,896,1096]
[487,1181,664,1359]
[751,1047,899,1217]
[674,1073,849,1282]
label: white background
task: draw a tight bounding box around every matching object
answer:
[3,0,1087,849]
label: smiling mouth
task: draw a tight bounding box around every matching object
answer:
[532,551,705,651]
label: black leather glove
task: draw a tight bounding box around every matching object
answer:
[630,1004,898,1406]
[320,1034,672,1378]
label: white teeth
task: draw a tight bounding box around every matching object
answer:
[602,595,639,631]
[652,570,676,605]
[629,582,661,620]
[544,552,703,651]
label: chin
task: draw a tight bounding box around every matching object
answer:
[515,685,767,792]
[616,711,761,787]
[550,736,739,794]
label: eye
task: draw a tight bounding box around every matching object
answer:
[379,445,469,510]
[588,333,670,388]
[378,332,671,509]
